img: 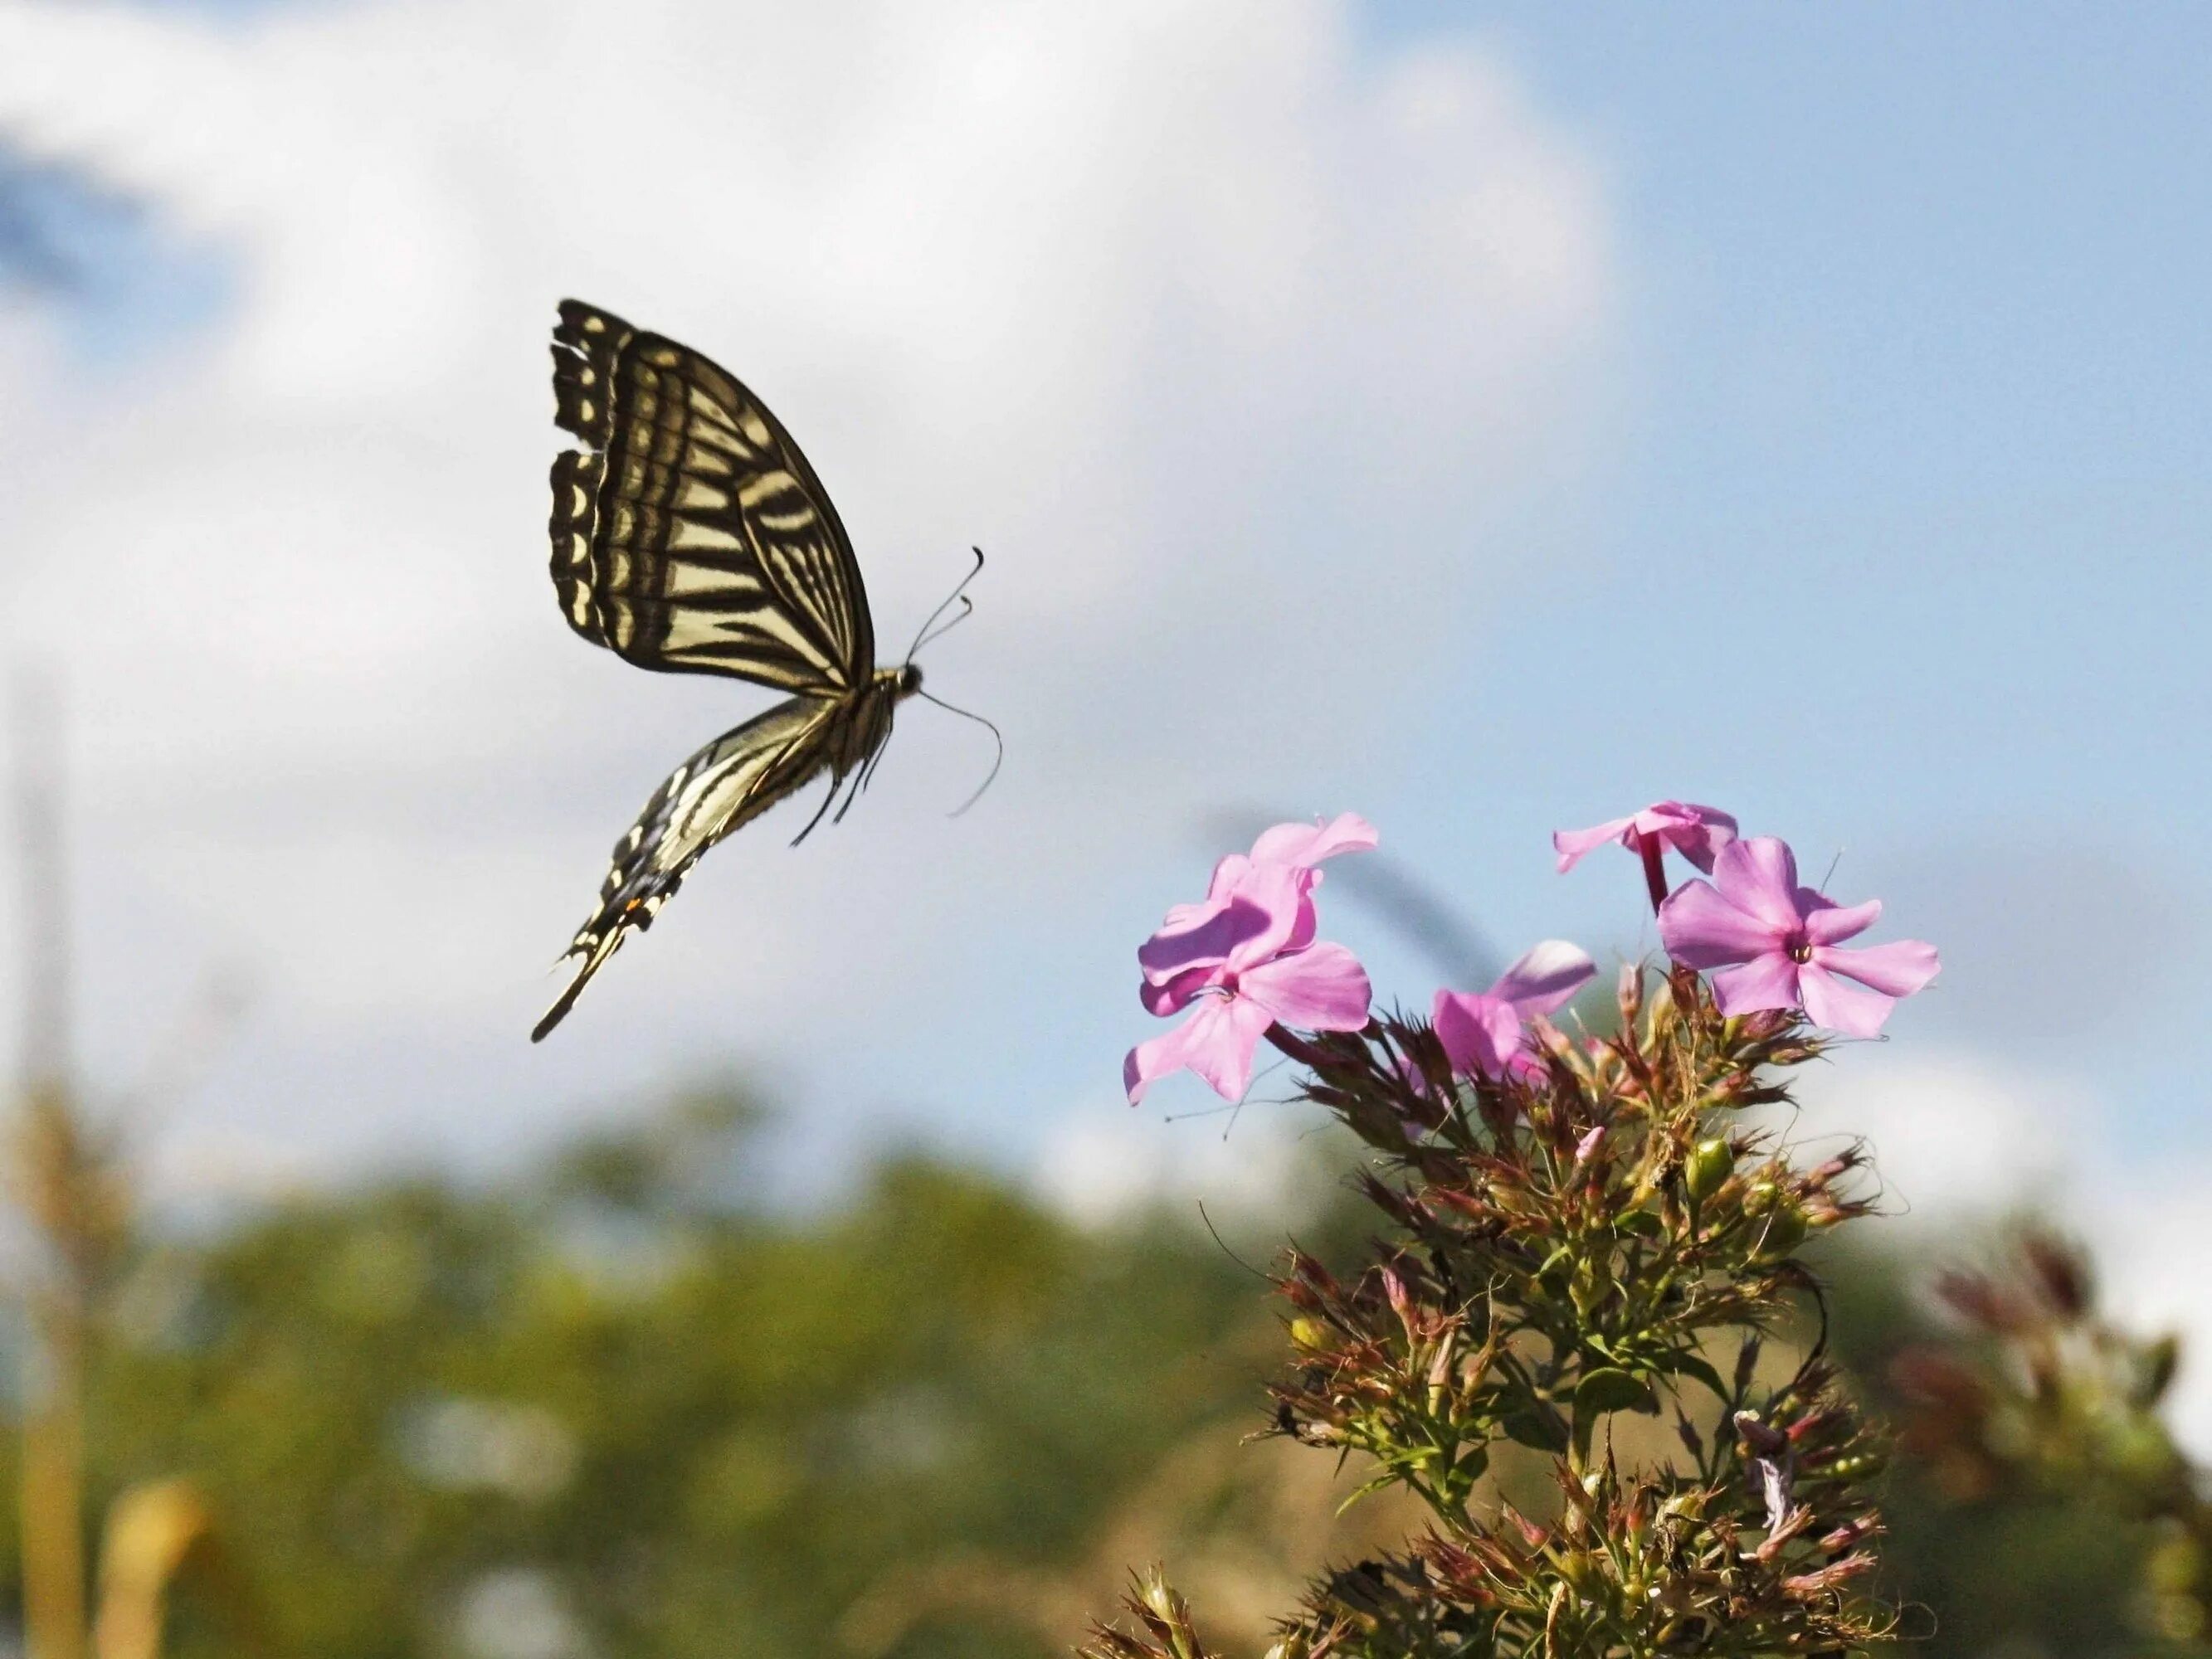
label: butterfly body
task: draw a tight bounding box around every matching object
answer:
[534,300,925,1041]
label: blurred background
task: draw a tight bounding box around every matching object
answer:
[0,0,2207,1654]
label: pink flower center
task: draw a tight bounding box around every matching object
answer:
[1216,969,1243,998]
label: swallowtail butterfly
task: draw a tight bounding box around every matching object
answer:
[534,300,968,1040]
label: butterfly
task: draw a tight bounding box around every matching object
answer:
[534,299,981,1041]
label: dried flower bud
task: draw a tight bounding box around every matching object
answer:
[1381,1265,1411,1326]
[2021,1232,2091,1318]
[1935,1270,2025,1333]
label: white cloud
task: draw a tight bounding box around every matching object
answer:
[1790,1043,2073,1224]
[0,0,1614,1180]
[1793,1046,2212,1458]
[1030,1090,1333,1231]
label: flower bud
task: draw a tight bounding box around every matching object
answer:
[1685,1137,1733,1203]
[2136,1333,2182,1407]
[1752,1201,1807,1259]
[1139,1569,1182,1622]
[2022,1233,2090,1317]
[1616,961,1644,1026]
[1556,1549,1597,1591]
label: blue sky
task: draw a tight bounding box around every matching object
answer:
[0,0,2205,1254]
[1369,0,2212,1146]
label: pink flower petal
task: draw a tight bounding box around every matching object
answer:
[1557,802,1737,874]
[1813,937,1939,998]
[1138,859,1245,981]
[1139,963,1215,1017]
[1199,852,1255,903]
[1709,952,1803,1019]
[1433,990,1527,1079]
[1667,803,1740,873]
[1795,964,1901,1038]
[1123,994,1276,1105]
[1220,866,1318,974]
[1242,941,1372,1032]
[1626,803,1697,838]
[1137,893,1268,985]
[1659,878,1783,969]
[1124,1008,1215,1106]
[1279,883,1320,955]
[1491,939,1596,1019]
[1712,837,1804,932]
[1800,897,1881,946]
[1138,865,1315,987]
[1552,815,1637,873]
[1250,812,1378,868]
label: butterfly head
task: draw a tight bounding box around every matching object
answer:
[880,661,924,701]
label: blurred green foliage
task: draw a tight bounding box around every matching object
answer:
[0,1088,1319,1659]
[1820,1232,2199,1659]
[0,1086,2196,1659]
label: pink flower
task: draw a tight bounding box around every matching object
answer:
[1659,837,1939,1038]
[1431,940,1597,1082]
[1138,812,1376,1007]
[1124,862,1371,1105]
[1554,800,1738,875]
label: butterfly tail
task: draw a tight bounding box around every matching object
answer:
[530,927,629,1042]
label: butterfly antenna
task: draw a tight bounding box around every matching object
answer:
[903,547,987,664]
[912,595,973,657]
[917,689,1003,816]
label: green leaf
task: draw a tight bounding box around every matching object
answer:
[1574,1366,1659,1418]
[1655,1350,1729,1402]
[1502,1406,1570,1452]
[1336,1472,1400,1515]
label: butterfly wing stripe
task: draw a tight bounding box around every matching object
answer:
[546,299,875,693]
[550,305,842,688]
[530,694,851,1040]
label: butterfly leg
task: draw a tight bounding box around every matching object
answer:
[788,771,842,846]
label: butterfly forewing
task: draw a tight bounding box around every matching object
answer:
[532,694,850,1041]
[548,300,874,692]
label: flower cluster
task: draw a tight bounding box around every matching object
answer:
[1125,800,1937,1108]
[1092,801,1940,1659]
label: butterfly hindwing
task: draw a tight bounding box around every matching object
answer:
[548,299,874,693]
[532,694,856,1041]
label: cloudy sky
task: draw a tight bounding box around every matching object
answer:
[0,0,2207,1421]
